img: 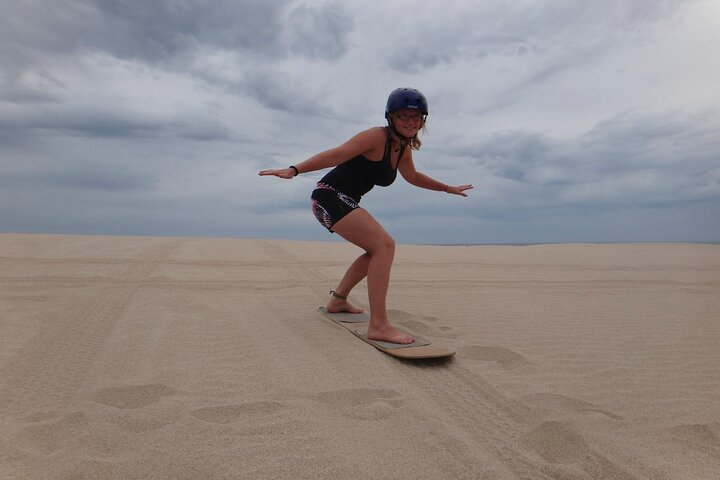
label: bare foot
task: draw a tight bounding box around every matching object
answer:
[326,296,364,314]
[367,322,415,344]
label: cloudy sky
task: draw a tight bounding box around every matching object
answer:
[1,0,718,244]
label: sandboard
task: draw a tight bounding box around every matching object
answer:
[317,307,455,359]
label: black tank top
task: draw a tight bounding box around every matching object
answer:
[318,129,405,202]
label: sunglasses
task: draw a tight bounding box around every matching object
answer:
[395,112,424,122]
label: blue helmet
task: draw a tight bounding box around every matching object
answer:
[385,88,428,119]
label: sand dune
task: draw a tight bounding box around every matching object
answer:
[1,234,718,479]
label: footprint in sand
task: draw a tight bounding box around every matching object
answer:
[16,411,89,454]
[524,420,589,464]
[419,314,453,333]
[521,393,623,420]
[460,345,530,369]
[389,309,456,338]
[91,384,176,409]
[24,410,62,423]
[191,401,283,424]
[668,423,720,447]
[311,388,404,421]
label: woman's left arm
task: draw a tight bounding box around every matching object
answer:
[399,153,474,197]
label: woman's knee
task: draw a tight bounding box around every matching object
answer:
[368,234,395,256]
[332,209,394,255]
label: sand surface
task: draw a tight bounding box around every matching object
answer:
[0,234,718,479]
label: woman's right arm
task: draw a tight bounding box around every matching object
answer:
[259,128,383,179]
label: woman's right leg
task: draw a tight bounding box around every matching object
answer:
[330,208,414,344]
[326,252,370,314]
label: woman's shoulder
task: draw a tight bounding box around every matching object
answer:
[335,127,387,160]
[340,127,388,161]
[345,126,388,149]
[354,126,388,140]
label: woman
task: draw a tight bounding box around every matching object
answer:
[259,88,473,344]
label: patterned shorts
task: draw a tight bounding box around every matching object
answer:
[311,182,360,232]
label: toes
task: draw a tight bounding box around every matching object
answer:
[369,333,415,344]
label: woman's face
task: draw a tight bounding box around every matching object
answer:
[392,108,424,138]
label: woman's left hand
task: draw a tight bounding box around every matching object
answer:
[446,184,474,197]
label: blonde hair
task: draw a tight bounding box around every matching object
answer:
[386,113,427,150]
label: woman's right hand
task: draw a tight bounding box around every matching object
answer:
[258,168,296,179]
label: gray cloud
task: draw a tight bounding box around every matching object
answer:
[280,4,352,60]
[0,107,233,143]
[1,159,156,193]
[0,0,354,123]
[0,1,286,63]
[241,67,333,116]
[0,0,352,66]
[93,0,286,61]
[0,1,100,57]
[382,0,689,76]
[448,110,719,213]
